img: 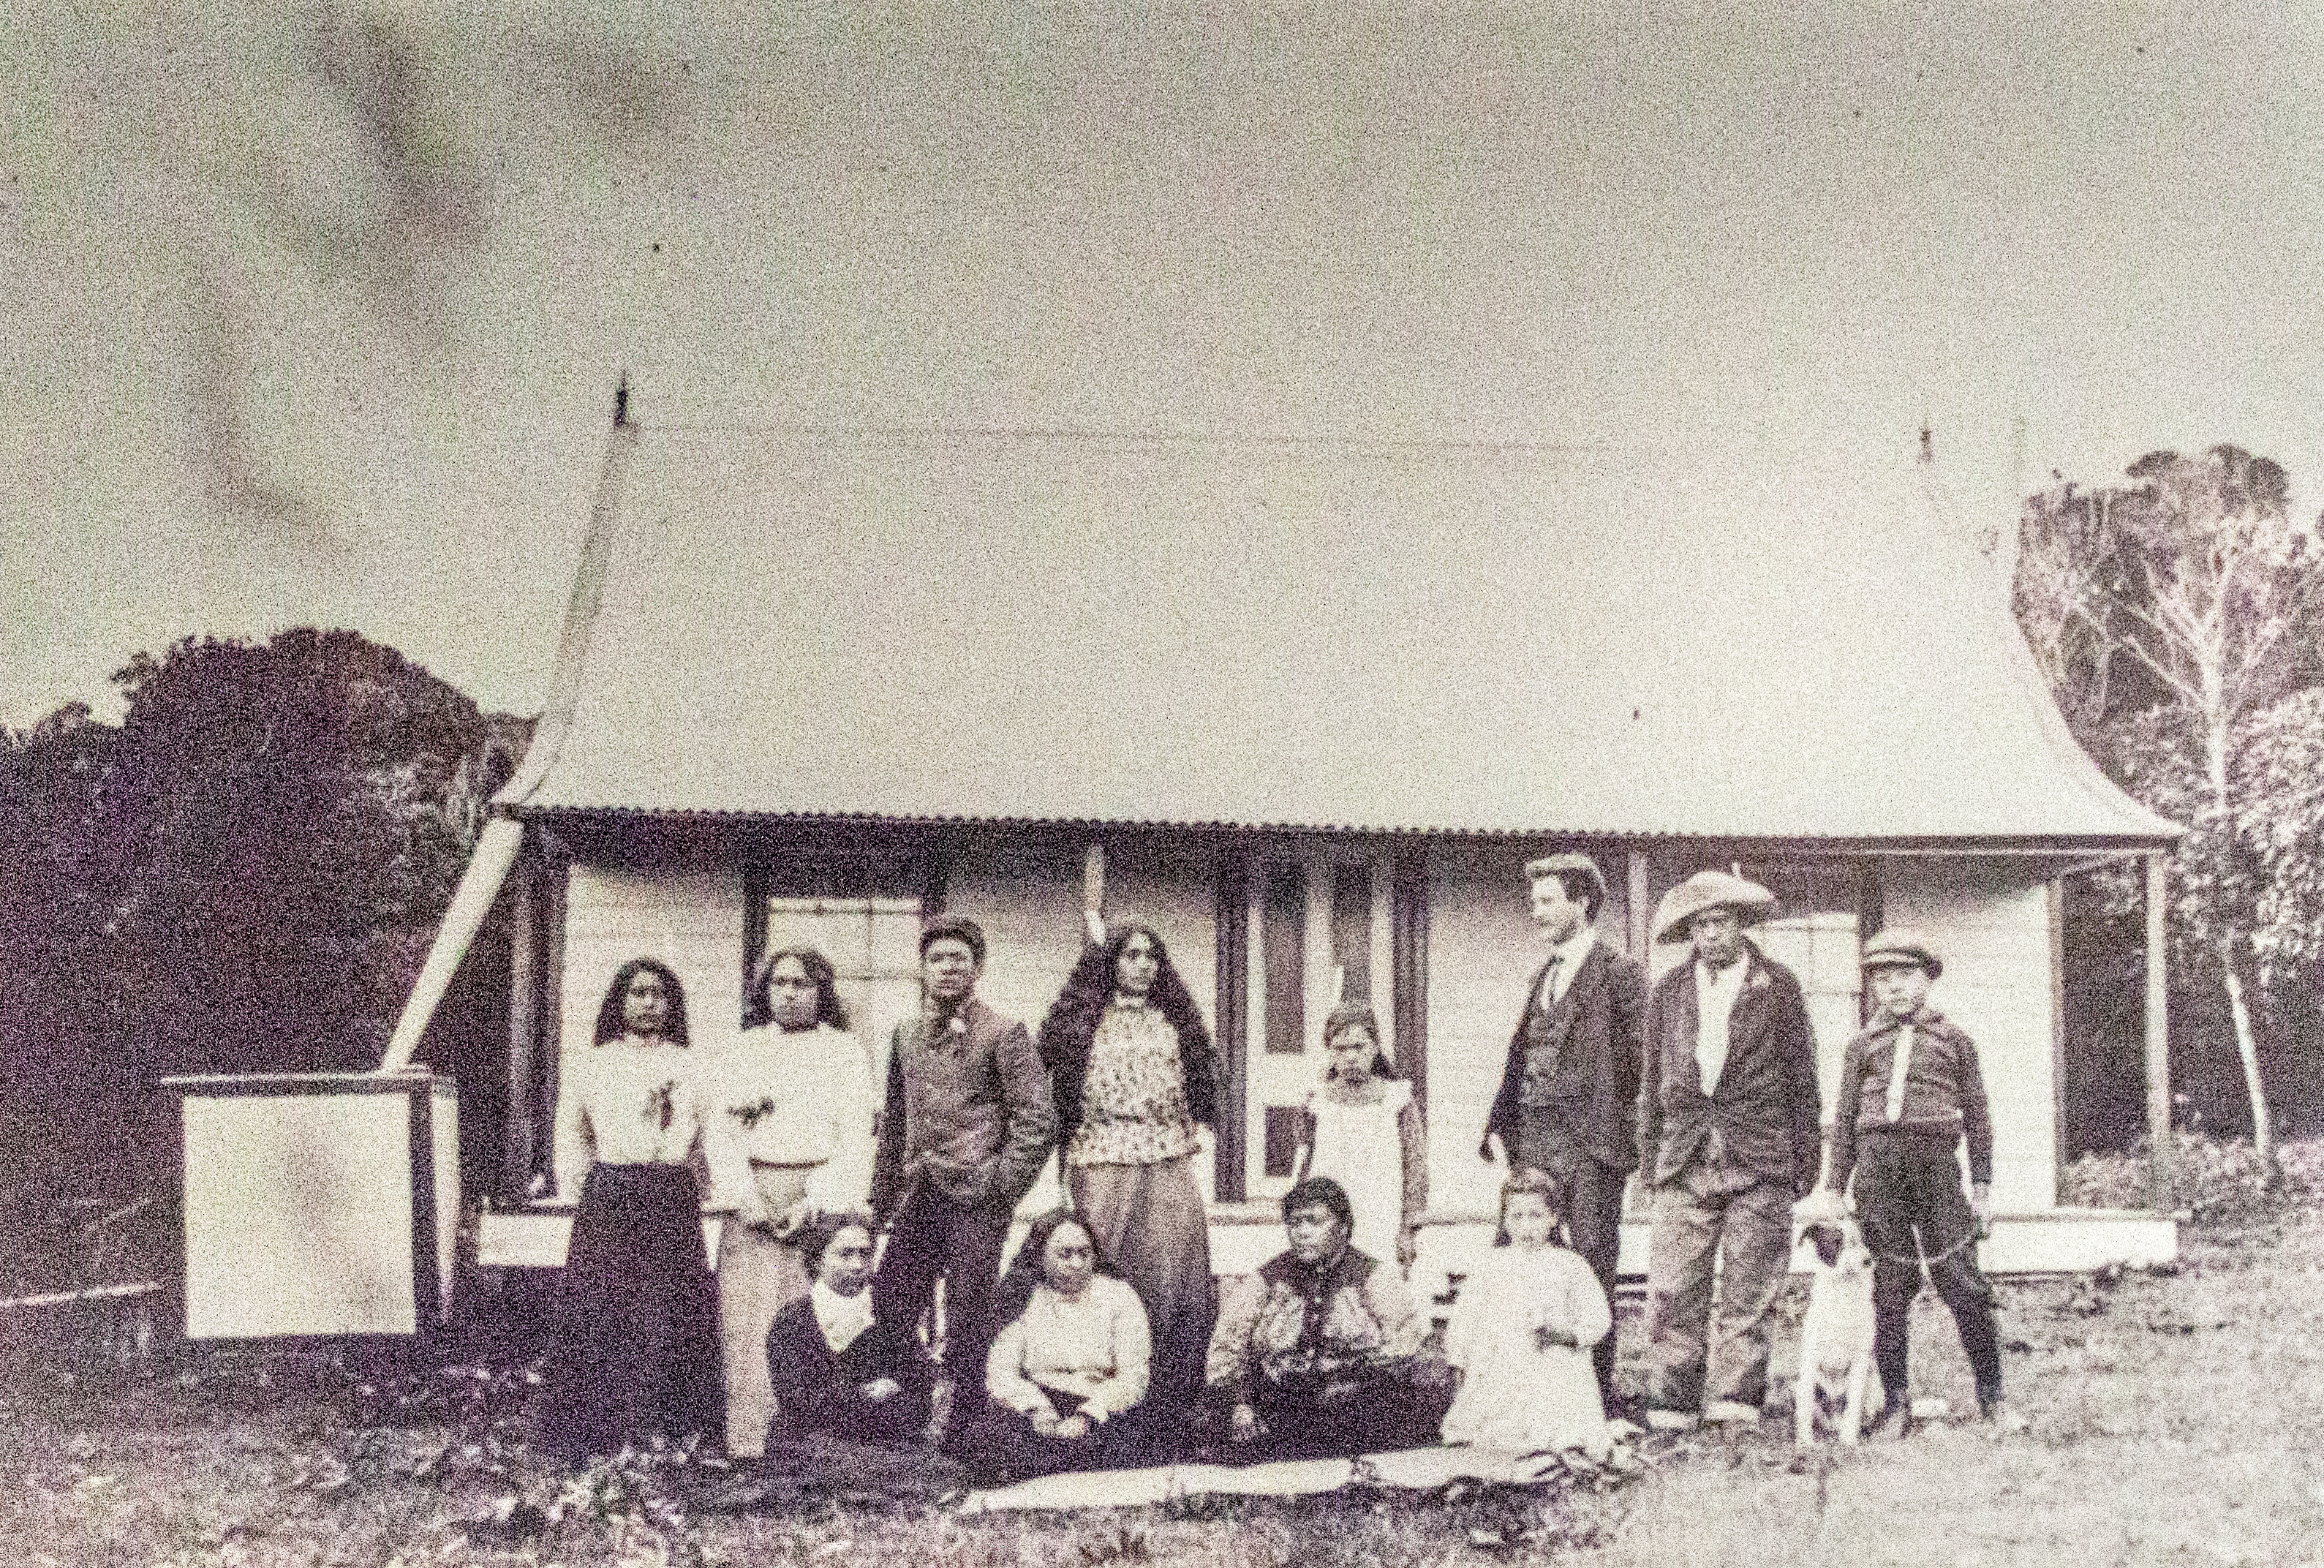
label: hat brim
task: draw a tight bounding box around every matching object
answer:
[1653,896,1776,943]
[1863,954,1943,980]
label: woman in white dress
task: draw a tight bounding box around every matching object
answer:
[1441,1167,1613,1458]
[712,946,875,1458]
[1290,1000,1426,1269]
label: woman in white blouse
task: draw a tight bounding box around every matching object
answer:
[711,946,875,1458]
[541,959,765,1458]
[967,1208,1153,1480]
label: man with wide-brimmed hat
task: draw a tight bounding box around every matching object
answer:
[1823,928,2015,1433]
[1636,870,1823,1430]
[1479,851,1647,1417]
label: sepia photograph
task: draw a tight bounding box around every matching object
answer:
[4,5,2320,1564]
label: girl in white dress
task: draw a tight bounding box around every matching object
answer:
[1441,1168,1613,1458]
[1291,1000,1426,1269]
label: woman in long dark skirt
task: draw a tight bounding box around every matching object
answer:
[539,958,765,1458]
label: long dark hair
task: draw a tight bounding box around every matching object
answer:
[748,945,852,1030]
[593,958,691,1046]
[1039,922,1212,1067]
[992,1207,1126,1329]
[1038,921,1218,1145]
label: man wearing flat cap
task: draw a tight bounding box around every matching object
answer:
[871,913,1058,1431]
[1481,852,1646,1416]
[1636,870,1822,1429]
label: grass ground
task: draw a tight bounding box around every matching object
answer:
[7,1195,2319,1568]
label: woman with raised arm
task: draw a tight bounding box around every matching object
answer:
[1038,917,1219,1425]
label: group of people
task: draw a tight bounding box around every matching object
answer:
[1488,857,2011,1435]
[537,853,2015,1474]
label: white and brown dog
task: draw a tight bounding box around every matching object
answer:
[1794,1194,1879,1446]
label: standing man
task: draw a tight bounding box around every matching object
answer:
[1635,870,1822,1430]
[870,914,1058,1430]
[1479,852,1646,1418]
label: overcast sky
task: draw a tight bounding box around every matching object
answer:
[6,4,2320,728]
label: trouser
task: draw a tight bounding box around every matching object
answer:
[1511,1115,1629,1410]
[1855,1132,2002,1406]
[871,1183,1013,1417]
[1642,1159,1795,1412]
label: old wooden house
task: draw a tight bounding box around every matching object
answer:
[177,405,2185,1338]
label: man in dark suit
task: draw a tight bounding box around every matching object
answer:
[870,913,1058,1428]
[1480,851,1646,1417]
[1635,870,1822,1430]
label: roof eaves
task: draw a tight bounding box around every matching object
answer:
[504,801,2181,852]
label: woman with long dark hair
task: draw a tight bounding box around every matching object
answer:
[959,1207,1153,1480]
[1037,920,1218,1423]
[710,945,875,1457]
[540,958,756,1457]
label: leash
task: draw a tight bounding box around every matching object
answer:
[1868,1227,1977,1282]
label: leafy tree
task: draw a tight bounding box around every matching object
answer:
[0,630,523,1240]
[2015,445,2324,1171]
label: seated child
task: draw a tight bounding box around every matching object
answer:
[1824,929,2020,1432]
[1441,1167,1614,1458]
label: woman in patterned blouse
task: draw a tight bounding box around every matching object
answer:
[1202,1175,1444,1460]
[1038,920,1219,1426]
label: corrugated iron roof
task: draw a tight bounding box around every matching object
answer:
[502,426,2178,846]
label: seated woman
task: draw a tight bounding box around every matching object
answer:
[1203,1175,1444,1460]
[765,1213,937,1447]
[965,1209,1155,1480]
[1441,1167,1615,1458]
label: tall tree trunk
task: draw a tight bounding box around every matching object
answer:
[2217,939,2275,1178]
[2202,709,2275,1178]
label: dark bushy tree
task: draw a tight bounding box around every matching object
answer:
[0,630,524,1280]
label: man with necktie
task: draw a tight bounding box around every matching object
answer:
[1480,852,1648,1417]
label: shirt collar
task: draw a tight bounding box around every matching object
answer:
[810,1279,875,1352]
[1697,949,1751,984]
[1551,927,1596,970]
